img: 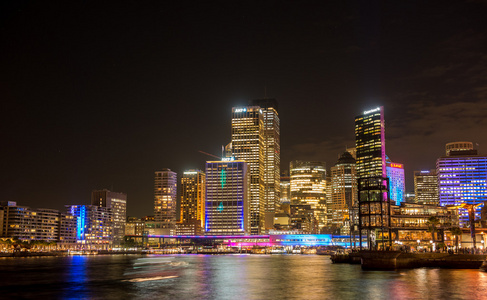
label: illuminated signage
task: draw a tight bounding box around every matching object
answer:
[420,170,430,174]
[390,163,403,169]
[234,108,247,113]
[184,171,198,175]
[222,157,235,161]
[363,107,381,115]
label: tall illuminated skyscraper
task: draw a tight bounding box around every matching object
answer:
[231,99,280,234]
[414,170,439,205]
[205,159,250,235]
[180,170,206,235]
[154,169,177,227]
[386,158,405,206]
[331,152,357,228]
[91,189,127,245]
[437,142,487,226]
[290,161,327,231]
[355,106,386,179]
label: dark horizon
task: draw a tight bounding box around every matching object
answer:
[1,1,486,217]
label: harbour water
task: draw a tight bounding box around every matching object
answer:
[1,254,486,299]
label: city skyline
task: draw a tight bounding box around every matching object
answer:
[1,2,487,217]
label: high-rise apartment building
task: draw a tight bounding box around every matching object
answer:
[231,99,280,234]
[154,169,177,227]
[437,142,487,226]
[92,189,126,245]
[386,159,405,206]
[355,106,386,179]
[1,202,77,244]
[205,159,250,235]
[414,170,439,205]
[330,152,357,228]
[179,170,206,235]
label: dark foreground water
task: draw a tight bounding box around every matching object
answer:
[1,254,486,299]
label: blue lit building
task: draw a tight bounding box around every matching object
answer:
[437,143,487,226]
[205,159,250,235]
[66,205,113,247]
[386,158,405,206]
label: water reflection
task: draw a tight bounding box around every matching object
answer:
[0,255,486,299]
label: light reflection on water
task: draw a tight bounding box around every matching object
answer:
[0,255,486,299]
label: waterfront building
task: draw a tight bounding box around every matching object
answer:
[390,202,459,247]
[330,151,357,229]
[386,158,405,205]
[0,201,77,243]
[231,99,280,234]
[179,170,206,235]
[91,189,127,245]
[67,205,113,247]
[355,107,390,250]
[414,170,439,205]
[205,159,250,235]
[154,169,177,227]
[437,142,487,226]
[289,204,318,234]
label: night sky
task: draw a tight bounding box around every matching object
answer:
[1,1,486,217]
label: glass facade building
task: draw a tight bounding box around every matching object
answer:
[331,152,357,228]
[205,160,250,235]
[91,189,127,245]
[355,106,386,179]
[414,170,439,205]
[386,160,405,206]
[437,146,487,226]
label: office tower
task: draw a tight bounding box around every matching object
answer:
[346,147,357,159]
[67,205,113,247]
[251,99,280,216]
[290,161,327,231]
[414,170,439,205]
[232,99,280,234]
[205,159,250,235]
[437,142,487,226]
[290,161,326,208]
[355,106,386,179]
[179,170,206,235]
[92,189,127,245]
[355,107,390,250]
[330,151,357,228]
[386,159,405,206]
[154,169,177,227]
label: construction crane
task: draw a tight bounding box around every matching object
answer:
[198,150,221,159]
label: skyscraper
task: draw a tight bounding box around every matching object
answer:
[252,99,280,216]
[386,159,405,206]
[91,189,127,245]
[330,151,357,228]
[437,142,487,226]
[154,169,177,227]
[205,159,250,235]
[414,170,439,205]
[231,99,280,234]
[355,106,390,250]
[290,161,327,231]
[355,106,386,179]
[179,170,206,235]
